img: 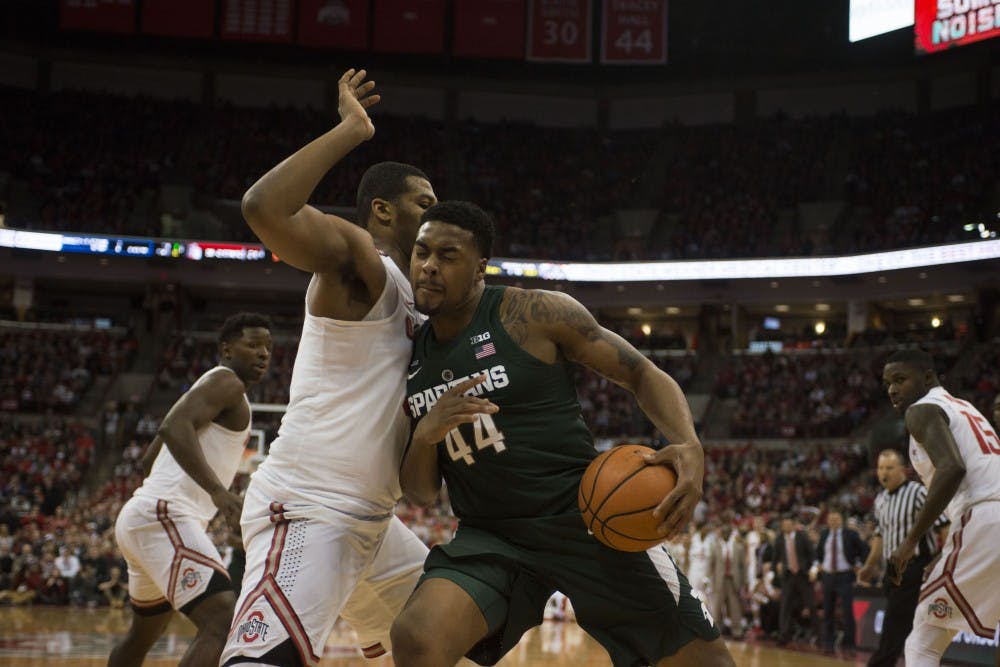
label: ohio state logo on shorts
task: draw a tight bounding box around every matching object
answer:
[929,597,953,619]
[180,568,202,590]
[238,610,271,643]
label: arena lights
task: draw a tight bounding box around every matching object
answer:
[0,229,268,262]
[494,239,1000,282]
[1,228,999,279]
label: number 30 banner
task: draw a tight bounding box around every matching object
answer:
[527,0,593,62]
[601,0,668,64]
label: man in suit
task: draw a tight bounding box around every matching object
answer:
[813,509,867,654]
[774,514,816,645]
[709,522,747,639]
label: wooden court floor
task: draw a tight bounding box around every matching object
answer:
[0,606,865,666]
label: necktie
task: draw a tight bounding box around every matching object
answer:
[725,542,731,577]
[832,529,840,572]
[787,533,799,574]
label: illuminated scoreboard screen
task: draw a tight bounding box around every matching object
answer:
[915,0,1000,53]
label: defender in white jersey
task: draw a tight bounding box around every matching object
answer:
[882,349,1000,667]
[222,69,437,667]
[109,313,273,667]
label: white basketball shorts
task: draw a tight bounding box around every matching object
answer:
[221,475,429,665]
[913,500,1000,639]
[114,495,230,614]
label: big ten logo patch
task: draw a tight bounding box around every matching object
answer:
[239,610,271,643]
[929,597,953,620]
[180,567,202,590]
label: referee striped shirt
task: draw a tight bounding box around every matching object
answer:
[873,480,948,561]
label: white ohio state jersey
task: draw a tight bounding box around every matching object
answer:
[909,387,1000,522]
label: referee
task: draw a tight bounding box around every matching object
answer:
[857,448,948,667]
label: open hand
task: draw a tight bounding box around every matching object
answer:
[338,68,380,140]
[644,442,704,540]
[412,375,498,447]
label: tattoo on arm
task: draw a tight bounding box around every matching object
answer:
[610,336,643,371]
[499,288,532,345]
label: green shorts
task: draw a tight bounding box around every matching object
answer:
[420,512,719,667]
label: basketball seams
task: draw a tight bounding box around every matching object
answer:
[579,445,633,531]
[578,445,677,551]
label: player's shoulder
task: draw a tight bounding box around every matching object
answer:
[499,286,584,319]
[190,366,246,398]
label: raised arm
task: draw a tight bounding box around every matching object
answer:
[889,404,965,582]
[156,370,248,534]
[241,69,386,296]
[501,288,704,540]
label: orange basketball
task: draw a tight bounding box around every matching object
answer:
[578,445,677,552]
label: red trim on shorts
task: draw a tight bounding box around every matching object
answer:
[362,643,387,658]
[155,500,230,606]
[918,508,995,638]
[229,512,321,666]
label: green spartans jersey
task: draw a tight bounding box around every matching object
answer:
[405,285,597,523]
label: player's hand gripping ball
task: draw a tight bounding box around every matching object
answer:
[578,445,677,552]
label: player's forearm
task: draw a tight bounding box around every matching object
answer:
[242,119,369,224]
[906,465,963,547]
[140,435,164,477]
[863,536,883,570]
[156,422,228,497]
[633,365,700,448]
[399,431,443,506]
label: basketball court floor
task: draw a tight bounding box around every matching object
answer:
[0,607,865,666]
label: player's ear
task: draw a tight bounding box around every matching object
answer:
[371,198,393,227]
[476,257,488,280]
[219,340,231,360]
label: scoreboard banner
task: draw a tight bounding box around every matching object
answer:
[454,0,526,59]
[526,0,593,62]
[372,0,446,54]
[141,0,215,38]
[298,0,368,49]
[59,0,135,34]
[221,0,296,43]
[601,0,667,64]
[915,0,1000,53]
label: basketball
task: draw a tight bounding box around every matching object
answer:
[578,445,677,552]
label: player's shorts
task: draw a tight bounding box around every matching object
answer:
[913,500,1000,639]
[421,512,719,667]
[114,495,231,615]
[220,475,428,666]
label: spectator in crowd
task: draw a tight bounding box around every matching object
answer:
[774,514,817,646]
[812,509,866,655]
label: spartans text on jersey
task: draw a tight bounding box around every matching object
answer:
[407,364,509,418]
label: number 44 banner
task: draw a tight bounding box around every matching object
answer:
[601,0,668,64]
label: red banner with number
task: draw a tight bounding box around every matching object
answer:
[141,0,214,38]
[298,0,368,49]
[221,0,296,43]
[915,0,1000,54]
[601,0,667,64]
[454,0,525,59]
[526,0,592,62]
[372,0,446,54]
[60,0,135,34]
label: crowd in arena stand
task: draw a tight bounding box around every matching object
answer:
[0,329,137,414]
[717,351,885,438]
[157,334,297,406]
[2,86,997,261]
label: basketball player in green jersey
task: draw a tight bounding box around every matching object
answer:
[392,201,735,667]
